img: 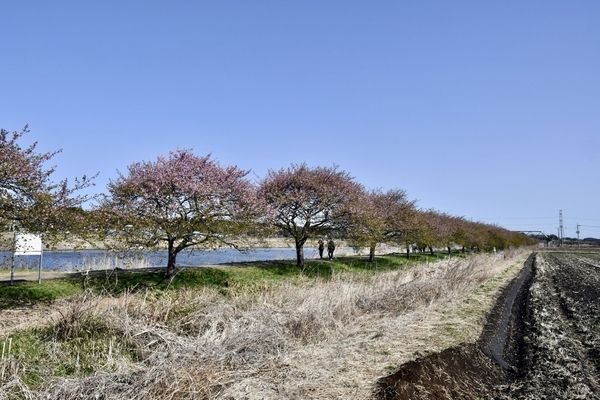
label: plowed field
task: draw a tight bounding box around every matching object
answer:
[377,250,600,399]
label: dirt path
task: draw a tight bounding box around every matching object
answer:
[376,250,600,399]
[0,273,73,336]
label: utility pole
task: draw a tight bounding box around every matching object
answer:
[576,223,580,248]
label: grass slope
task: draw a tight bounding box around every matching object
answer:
[0,250,530,399]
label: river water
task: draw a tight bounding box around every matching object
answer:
[0,246,357,271]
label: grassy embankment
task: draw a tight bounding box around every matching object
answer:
[0,252,445,305]
[0,249,531,399]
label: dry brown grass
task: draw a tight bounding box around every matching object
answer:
[3,249,530,399]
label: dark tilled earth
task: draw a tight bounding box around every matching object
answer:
[376,250,600,399]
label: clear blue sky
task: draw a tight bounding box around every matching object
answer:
[2,1,599,238]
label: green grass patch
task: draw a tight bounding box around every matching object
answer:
[300,252,453,277]
[85,267,231,294]
[0,279,82,308]
[1,330,49,387]
[0,252,458,304]
[2,313,139,389]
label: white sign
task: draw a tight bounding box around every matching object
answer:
[14,233,43,255]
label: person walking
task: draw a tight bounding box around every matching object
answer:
[318,239,325,259]
[327,239,335,260]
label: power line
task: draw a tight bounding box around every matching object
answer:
[570,217,600,222]
[473,217,556,220]
[499,223,568,227]
[474,216,600,223]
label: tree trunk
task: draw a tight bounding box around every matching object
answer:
[295,237,307,270]
[406,246,410,259]
[429,246,434,255]
[447,246,451,255]
[166,240,177,281]
[369,243,376,263]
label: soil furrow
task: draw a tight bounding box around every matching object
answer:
[376,250,600,400]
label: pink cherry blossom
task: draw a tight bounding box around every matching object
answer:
[258,163,364,270]
[102,149,266,279]
[1,125,95,241]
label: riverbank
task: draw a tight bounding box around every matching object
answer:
[1,241,409,274]
[1,233,410,254]
[0,249,529,398]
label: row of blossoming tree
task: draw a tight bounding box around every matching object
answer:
[1,127,536,278]
[94,149,537,277]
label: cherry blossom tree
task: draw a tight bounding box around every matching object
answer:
[415,209,459,255]
[258,163,364,270]
[0,125,95,244]
[101,149,265,279]
[460,219,537,252]
[347,188,417,262]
